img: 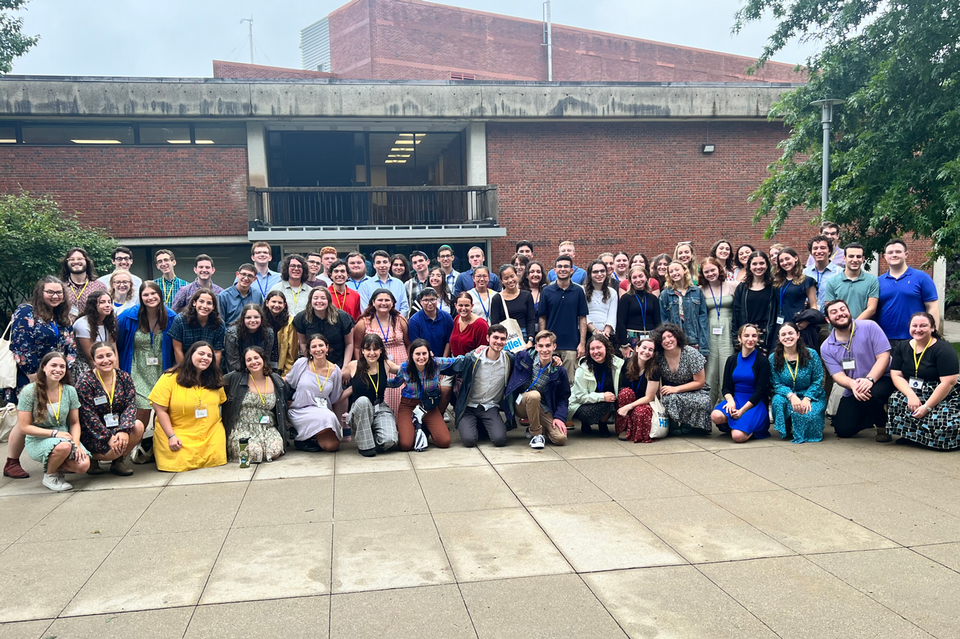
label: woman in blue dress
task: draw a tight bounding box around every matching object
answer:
[711,324,771,442]
[769,322,826,443]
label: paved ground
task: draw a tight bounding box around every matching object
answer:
[1,423,959,639]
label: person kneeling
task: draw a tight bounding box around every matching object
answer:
[342,334,400,456]
[616,337,660,443]
[570,333,624,437]
[285,334,344,452]
[711,324,771,443]
[77,342,145,476]
[505,330,570,449]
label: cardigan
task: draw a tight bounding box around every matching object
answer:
[222,371,292,449]
[721,349,771,408]
[115,305,177,374]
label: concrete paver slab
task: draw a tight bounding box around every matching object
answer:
[335,449,412,474]
[879,475,960,519]
[623,495,794,563]
[330,584,477,639]
[201,522,332,603]
[710,490,899,554]
[529,501,685,571]
[409,444,488,470]
[233,476,333,527]
[700,556,932,639]
[809,548,960,639]
[332,513,453,593]
[550,436,633,460]
[332,470,428,520]
[129,482,247,535]
[584,565,779,639]
[619,436,705,456]
[461,573,627,639]
[79,463,173,491]
[44,607,193,639]
[716,446,864,489]
[251,450,334,479]
[185,597,329,639]
[688,432,779,452]
[417,466,520,513]
[0,472,93,496]
[63,529,228,616]
[476,442,563,464]
[0,620,50,639]
[434,507,572,582]
[571,456,698,501]
[0,492,70,545]
[0,536,119,622]
[167,463,255,486]
[913,542,960,572]
[644,452,780,495]
[27,486,160,540]
[797,483,960,546]
[494,461,609,506]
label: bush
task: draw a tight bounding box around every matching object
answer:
[0,192,116,325]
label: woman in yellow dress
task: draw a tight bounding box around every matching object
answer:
[148,341,227,472]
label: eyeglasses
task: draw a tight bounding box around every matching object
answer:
[43,290,64,296]
[238,272,256,280]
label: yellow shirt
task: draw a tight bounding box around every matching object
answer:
[148,373,227,472]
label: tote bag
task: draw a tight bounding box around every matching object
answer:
[497,295,527,354]
[649,396,670,439]
[0,403,17,443]
[0,321,16,390]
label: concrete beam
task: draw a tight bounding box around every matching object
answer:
[0,78,800,120]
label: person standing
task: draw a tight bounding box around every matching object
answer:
[617,267,661,357]
[732,250,778,354]
[450,292,489,356]
[153,249,189,309]
[583,260,619,342]
[699,257,737,405]
[269,254,312,317]
[404,251,432,314]
[359,250,409,315]
[428,267,455,315]
[60,247,107,322]
[876,239,939,344]
[293,287,355,369]
[709,240,737,283]
[345,251,372,293]
[521,260,546,314]
[327,259,362,321]
[437,245,460,291]
[453,246,503,294]
[805,221,845,269]
[774,248,819,345]
[820,300,895,440]
[821,243,879,319]
[218,263,264,326]
[660,261,709,357]
[249,242,282,299]
[263,291,297,377]
[224,304,275,373]
[408,288,455,359]
[611,252,631,289]
[490,264,537,345]
[305,252,331,289]
[171,254,224,314]
[4,277,77,480]
[96,246,143,292]
[546,241,588,285]
[72,291,117,377]
[538,255,588,383]
[803,235,841,311]
[352,289,410,413]
[108,271,137,315]
[515,240,534,260]
[505,330,570,449]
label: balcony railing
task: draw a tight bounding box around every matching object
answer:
[247,185,499,229]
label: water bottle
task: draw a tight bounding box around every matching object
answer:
[239,438,250,468]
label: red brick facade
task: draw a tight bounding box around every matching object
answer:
[213,60,337,80]
[486,121,817,265]
[0,147,248,238]
[329,0,802,82]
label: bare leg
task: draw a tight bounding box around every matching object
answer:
[45,442,73,475]
[731,430,753,443]
[7,424,25,458]
[316,429,341,452]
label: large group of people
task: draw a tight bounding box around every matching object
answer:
[4,226,958,492]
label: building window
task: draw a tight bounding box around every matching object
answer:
[21,124,135,145]
[0,122,247,146]
[0,125,16,144]
[194,124,247,145]
[450,72,476,81]
[139,125,192,145]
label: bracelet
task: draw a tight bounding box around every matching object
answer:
[167,432,177,439]
[50,429,58,438]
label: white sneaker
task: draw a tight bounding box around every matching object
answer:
[530,434,545,449]
[42,473,72,492]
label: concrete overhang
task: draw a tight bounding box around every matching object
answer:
[0,77,803,120]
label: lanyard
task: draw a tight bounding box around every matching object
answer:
[311,359,331,394]
[51,383,63,424]
[477,291,490,319]
[632,372,645,396]
[815,268,827,290]
[526,361,547,392]
[532,290,540,313]
[779,281,791,311]
[255,275,269,299]
[149,317,161,348]
[598,369,607,393]
[709,285,722,320]
[290,285,303,309]
[785,359,798,386]
[913,340,930,374]
[249,375,267,406]
[50,319,59,341]
[332,287,347,310]
[367,370,380,396]
[69,279,90,305]
[95,369,116,412]
[194,385,205,407]
[350,278,364,291]
[375,315,390,344]
[634,294,647,330]
[839,322,857,356]
[160,278,175,304]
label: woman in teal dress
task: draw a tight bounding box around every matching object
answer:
[769,322,826,443]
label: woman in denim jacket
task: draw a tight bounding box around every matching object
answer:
[659,261,709,358]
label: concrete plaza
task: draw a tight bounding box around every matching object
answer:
[1,425,959,639]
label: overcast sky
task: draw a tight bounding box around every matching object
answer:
[8,0,818,77]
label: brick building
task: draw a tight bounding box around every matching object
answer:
[0,0,832,289]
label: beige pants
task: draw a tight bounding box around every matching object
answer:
[557,350,578,387]
[516,391,567,445]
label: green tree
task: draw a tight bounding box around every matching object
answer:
[733,0,960,260]
[0,193,116,324]
[0,0,38,74]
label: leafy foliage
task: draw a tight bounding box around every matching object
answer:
[0,193,115,325]
[734,0,960,260]
[0,0,38,74]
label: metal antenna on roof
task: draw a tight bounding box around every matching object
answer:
[240,17,254,64]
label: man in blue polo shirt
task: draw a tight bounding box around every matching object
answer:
[876,239,938,343]
[359,250,409,316]
[218,263,263,325]
[538,255,588,384]
[453,246,502,294]
[547,240,588,285]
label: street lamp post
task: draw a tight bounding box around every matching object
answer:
[810,99,846,215]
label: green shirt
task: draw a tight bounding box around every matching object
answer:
[17,382,80,430]
[822,270,880,319]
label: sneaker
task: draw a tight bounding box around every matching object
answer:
[42,473,72,492]
[530,434,545,449]
[876,427,892,443]
[525,427,532,440]
[3,458,29,479]
[110,458,134,476]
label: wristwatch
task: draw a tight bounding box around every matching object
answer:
[865,376,875,383]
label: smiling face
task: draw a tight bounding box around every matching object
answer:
[701,262,720,283]
[884,242,906,268]
[309,338,329,360]
[194,259,215,281]
[909,314,933,342]
[42,282,65,310]
[456,297,473,317]
[590,264,607,286]
[155,252,176,275]
[811,240,830,264]
[252,247,272,267]
[668,263,685,284]
[637,339,655,362]
[601,255,614,274]
[331,264,348,286]
[192,346,214,370]
[826,301,851,329]
[526,264,543,286]
[468,248,484,268]
[715,242,731,261]
[66,251,88,275]
[311,290,329,313]
[517,245,533,258]
[778,324,798,349]
[96,293,113,317]
[675,244,693,264]
[412,345,430,368]
[266,295,286,315]
[737,246,753,267]
[845,248,865,272]
[428,268,444,289]
[362,343,383,364]
[245,349,264,373]
[660,331,678,351]
[391,259,406,278]
[588,339,607,363]
[112,275,132,296]
[778,252,798,274]
[438,249,454,270]
[92,345,116,372]
[656,259,669,276]
[373,293,394,314]
[487,330,507,353]
[43,356,67,381]
[347,256,366,279]
[473,269,490,291]
[306,256,323,278]
[243,309,261,332]
[141,287,161,309]
[193,293,215,317]
[630,269,647,291]
[535,336,557,361]
[750,256,768,278]
[373,256,390,278]
[740,326,759,350]
[500,268,518,290]
[554,261,572,280]
[614,254,630,274]
[287,259,304,283]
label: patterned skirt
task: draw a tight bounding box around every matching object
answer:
[887,383,960,450]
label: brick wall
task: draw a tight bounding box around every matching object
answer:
[0,146,248,238]
[329,0,802,82]
[213,60,337,79]
[486,121,819,266]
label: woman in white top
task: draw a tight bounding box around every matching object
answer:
[72,290,117,376]
[109,270,137,315]
[467,266,494,323]
[583,259,618,341]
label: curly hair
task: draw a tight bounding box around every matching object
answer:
[772,322,811,372]
[80,290,118,343]
[183,288,222,328]
[29,276,69,325]
[652,323,687,353]
[584,333,615,375]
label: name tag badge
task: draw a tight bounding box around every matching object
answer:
[712,326,724,336]
[195,407,208,419]
[908,377,924,390]
[412,405,427,422]
[94,396,108,406]
[386,354,394,361]
[104,413,119,427]
[776,316,785,325]
[841,359,856,371]
[259,415,272,424]
[69,305,79,317]
[516,394,523,405]
[314,397,328,410]
[146,356,160,366]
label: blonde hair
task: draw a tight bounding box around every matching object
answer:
[109,269,135,302]
[673,241,697,266]
[663,261,692,290]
